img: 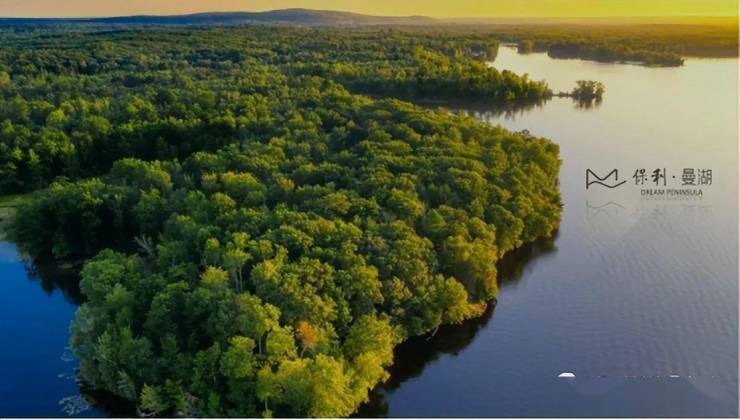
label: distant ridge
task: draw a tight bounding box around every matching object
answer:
[0,9,734,27]
[0,8,438,27]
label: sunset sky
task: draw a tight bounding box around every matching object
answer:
[0,0,737,18]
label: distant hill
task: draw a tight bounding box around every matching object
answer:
[0,8,438,27]
[1,9,734,28]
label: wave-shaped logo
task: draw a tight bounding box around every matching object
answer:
[586,201,626,219]
[586,169,627,189]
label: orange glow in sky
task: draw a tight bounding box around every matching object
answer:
[0,0,737,18]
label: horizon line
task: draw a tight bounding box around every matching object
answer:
[0,8,736,21]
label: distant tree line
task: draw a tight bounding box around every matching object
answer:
[494,22,737,66]
[518,39,684,66]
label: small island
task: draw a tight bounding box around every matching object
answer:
[548,80,606,107]
[568,80,606,100]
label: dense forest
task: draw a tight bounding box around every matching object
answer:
[3,26,564,417]
[0,27,555,194]
[2,21,735,193]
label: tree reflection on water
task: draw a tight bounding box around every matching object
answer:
[355,235,558,417]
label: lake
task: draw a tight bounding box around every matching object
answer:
[0,46,737,417]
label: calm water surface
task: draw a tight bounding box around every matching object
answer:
[0,243,104,417]
[0,47,737,417]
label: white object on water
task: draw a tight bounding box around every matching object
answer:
[558,372,576,378]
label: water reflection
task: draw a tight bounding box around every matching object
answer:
[356,237,558,417]
[443,96,602,122]
[77,385,137,418]
[8,252,136,417]
[0,242,104,417]
[586,201,627,219]
[24,259,85,305]
[438,97,550,119]
[573,96,602,110]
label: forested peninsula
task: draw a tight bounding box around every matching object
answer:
[4,27,561,417]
